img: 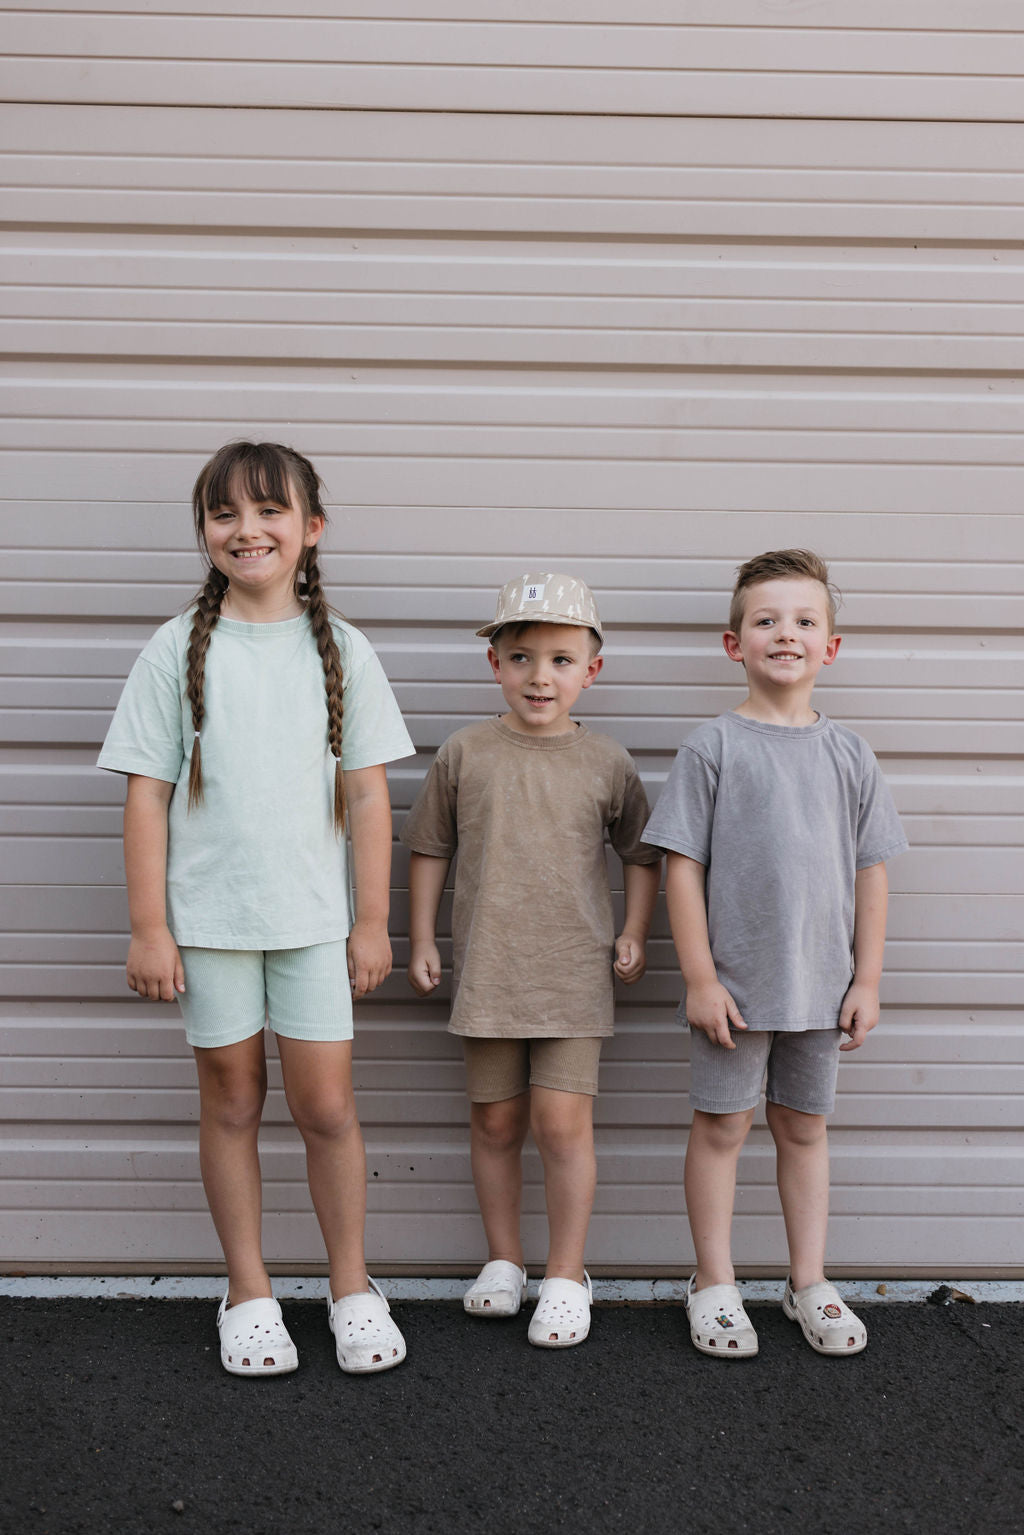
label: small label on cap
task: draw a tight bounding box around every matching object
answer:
[524,582,545,603]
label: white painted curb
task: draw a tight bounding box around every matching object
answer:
[0,1276,1020,1303]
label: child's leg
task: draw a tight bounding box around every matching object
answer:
[193,1033,270,1305]
[764,1029,842,1290]
[469,1095,531,1266]
[684,1107,755,1290]
[277,1037,369,1301]
[766,1102,829,1290]
[530,1085,596,1283]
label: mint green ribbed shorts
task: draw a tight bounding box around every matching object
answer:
[177,941,353,1050]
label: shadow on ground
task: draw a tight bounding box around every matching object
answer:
[6,1298,1022,1535]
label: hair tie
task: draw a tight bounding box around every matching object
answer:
[194,731,201,738]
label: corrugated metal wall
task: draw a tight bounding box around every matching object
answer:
[1,3,1021,1276]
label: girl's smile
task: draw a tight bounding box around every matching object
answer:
[203,489,324,620]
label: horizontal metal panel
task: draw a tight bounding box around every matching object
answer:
[3,17,1023,119]
[6,107,1024,239]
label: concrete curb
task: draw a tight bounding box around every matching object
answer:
[1,1275,1021,1302]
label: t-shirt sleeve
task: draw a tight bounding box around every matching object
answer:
[96,629,185,784]
[338,631,415,771]
[855,748,909,868]
[608,762,662,865]
[399,746,459,858]
[641,741,718,865]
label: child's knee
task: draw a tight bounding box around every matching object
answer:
[200,1067,267,1132]
[766,1100,827,1147]
[691,1106,754,1152]
[530,1094,592,1160]
[289,1086,359,1142]
[472,1095,529,1153]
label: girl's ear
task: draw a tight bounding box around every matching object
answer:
[304,514,326,548]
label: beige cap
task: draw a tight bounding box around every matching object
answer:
[476,572,603,642]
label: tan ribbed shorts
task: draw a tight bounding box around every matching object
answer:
[461,1036,603,1103]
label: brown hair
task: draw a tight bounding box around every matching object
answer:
[186,441,347,832]
[489,620,602,656]
[729,548,840,636]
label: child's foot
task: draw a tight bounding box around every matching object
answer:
[783,1277,867,1355]
[528,1271,592,1348]
[684,1274,758,1358]
[327,1276,407,1373]
[464,1260,528,1318]
[216,1291,298,1376]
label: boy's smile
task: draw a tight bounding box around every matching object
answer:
[488,624,602,737]
[723,576,840,723]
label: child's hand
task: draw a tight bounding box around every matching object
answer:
[347,918,393,1000]
[685,980,746,1048]
[838,980,880,1050]
[613,934,647,984]
[126,927,185,1002]
[408,941,442,996]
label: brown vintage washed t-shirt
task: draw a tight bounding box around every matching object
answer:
[400,717,661,1038]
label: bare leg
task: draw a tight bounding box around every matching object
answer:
[193,1033,270,1305]
[277,1037,369,1301]
[684,1107,755,1291]
[530,1086,596,1285]
[766,1101,830,1291]
[469,1094,530,1267]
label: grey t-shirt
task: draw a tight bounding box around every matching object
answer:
[98,611,414,950]
[642,711,908,1031]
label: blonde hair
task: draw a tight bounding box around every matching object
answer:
[729,548,840,636]
[186,441,347,832]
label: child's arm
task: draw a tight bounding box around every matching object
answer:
[123,773,184,1001]
[613,861,661,983]
[345,763,395,1000]
[839,860,889,1051]
[406,851,450,996]
[665,851,746,1049]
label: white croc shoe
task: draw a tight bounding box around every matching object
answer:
[216,1291,298,1377]
[464,1260,529,1318]
[528,1271,593,1348]
[783,1277,867,1355]
[685,1275,758,1358]
[327,1276,407,1374]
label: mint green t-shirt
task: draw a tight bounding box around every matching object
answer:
[98,612,414,950]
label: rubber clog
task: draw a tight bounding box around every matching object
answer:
[783,1277,867,1355]
[216,1291,298,1376]
[464,1260,529,1318]
[528,1271,592,1348]
[685,1275,758,1358]
[328,1276,407,1373]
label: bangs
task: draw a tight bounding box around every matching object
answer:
[199,442,299,515]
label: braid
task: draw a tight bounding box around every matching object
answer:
[185,566,229,811]
[303,547,346,833]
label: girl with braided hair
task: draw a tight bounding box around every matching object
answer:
[99,441,414,1376]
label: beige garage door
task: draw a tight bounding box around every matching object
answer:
[1,3,1021,1275]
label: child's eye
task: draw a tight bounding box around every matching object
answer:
[509,653,528,663]
[798,617,816,626]
[210,510,234,521]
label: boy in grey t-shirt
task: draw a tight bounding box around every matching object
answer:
[643,549,907,1360]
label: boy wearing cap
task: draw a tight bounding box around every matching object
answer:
[402,574,661,1348]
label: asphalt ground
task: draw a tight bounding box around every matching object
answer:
[6,1296,1022,1535]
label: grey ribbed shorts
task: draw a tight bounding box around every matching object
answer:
[461,1036,603,1103]
[177,941,353,1050]
[688,1026,842,1116]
